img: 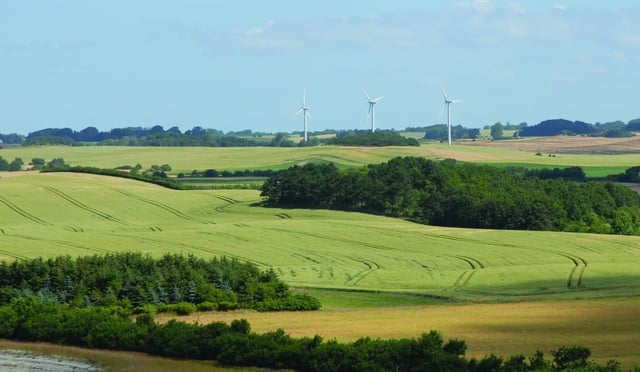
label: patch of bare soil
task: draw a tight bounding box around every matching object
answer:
[459,135,640,154]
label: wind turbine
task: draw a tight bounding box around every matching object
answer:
[440,86,462,146]
[362,89,383,132]
[294,90,311,142]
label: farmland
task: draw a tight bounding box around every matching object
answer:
[1,171,639,302]
[1,139,640,368]
[2,137,640,176]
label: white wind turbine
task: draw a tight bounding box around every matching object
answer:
[362,89,383,132]
[294,90,311,142]
[440,86,462,146]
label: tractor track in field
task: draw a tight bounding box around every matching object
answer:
[65,226,84,233]
[110,234,270,267]
[198,231,252,243]
[292,253,322,264]
[44,187,127,225]
[443,255,485,290]
[257,227,402,253]
[344,256,381,286]
[454,255,485,269]
[11,233,109,255]
[210,195,239,212]
[557,253,588,289]
[409,259,435,281]
[0,195,50,226]
[0,248,28,260]
[452,270,477,289]
[112,188,215,225]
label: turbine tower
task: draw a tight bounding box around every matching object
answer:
[362,89,383,132]
[294,90,311,142]
[440,86,462,146]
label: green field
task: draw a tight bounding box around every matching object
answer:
[1,144,640,369]
[1,171,639,303]
[2,144,639,176]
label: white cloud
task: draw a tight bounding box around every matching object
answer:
[217,3,640,53]
[456,0,495,13]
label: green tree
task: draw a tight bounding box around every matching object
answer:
[490,122,504,139]
[9,158,23,171]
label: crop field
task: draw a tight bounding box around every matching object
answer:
[1,172,639,303]
[2,137,640,176]
[1,141,640,368]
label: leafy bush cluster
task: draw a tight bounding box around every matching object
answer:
[0,297,620,371]
[0,253,320,312]
[261,157,640,234]
[0,156,23,171]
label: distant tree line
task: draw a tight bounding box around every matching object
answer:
[518,118,639,137]
[421,124,481,141]
[261,157,640,235]
[326,130,420,146]
[0,297,618,371]
[0,133,25,144]
[0,253,320,312]
[22,126,269,147]
[181,168,279,178]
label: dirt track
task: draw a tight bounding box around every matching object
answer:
[459,135,640,154]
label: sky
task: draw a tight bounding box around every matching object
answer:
[1,0,640,135]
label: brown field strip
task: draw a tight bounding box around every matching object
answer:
[160,297,640,369]
[0,340,246,372]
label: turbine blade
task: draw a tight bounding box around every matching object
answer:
[451,99,463,103]
[362,88,372,101]
[306,111,312,119]
[441,85,448,100]
[439,103,446,119]
[372,96,383,103]
[294,109,303,118]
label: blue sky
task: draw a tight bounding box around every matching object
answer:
[1,0,640,135]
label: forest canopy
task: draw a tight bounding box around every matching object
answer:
[261,157,640,235]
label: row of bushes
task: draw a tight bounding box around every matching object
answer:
[40,166,187,189]
[0,296,620,371]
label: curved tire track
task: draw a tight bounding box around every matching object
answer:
[558,253,588,289]
[344,256,380,286]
